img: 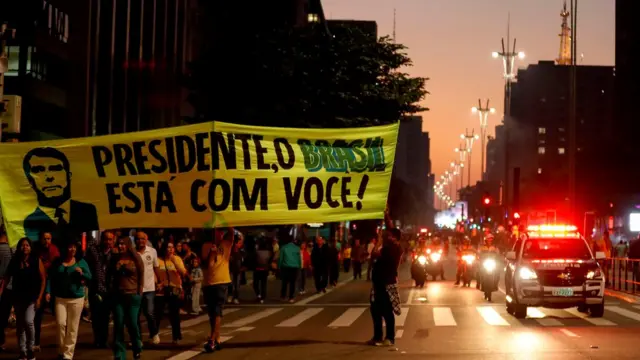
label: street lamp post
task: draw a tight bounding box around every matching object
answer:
[455,143,468,187]
[451,161,464,199]
[492,22,525,215]
[472,99,496,181]
[461,129,480,188]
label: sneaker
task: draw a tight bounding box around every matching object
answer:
[366,339,382,346]
[259,299,264,304]
[152,334,160,345]
[133,352,141,360]
[226,296,233,303]
[233,299,240,304]
[381,339,394,347]
[204,340,215,353]
[214,340,222,351]
[288,299,295,303]
[26,350,35,360]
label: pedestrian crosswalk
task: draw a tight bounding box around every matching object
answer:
[218,304,640,332]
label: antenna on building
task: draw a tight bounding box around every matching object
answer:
[393,8,396,43]
[556,0,572,65]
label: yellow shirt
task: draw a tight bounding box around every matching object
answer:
[201,240,232,286]
[157,256,187,292]
[343,248,352,258]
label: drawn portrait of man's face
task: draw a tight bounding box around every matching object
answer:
[23,148,72,208]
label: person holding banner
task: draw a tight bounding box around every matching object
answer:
[201,229,234,353]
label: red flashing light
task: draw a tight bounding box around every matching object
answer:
[483,197,491,205]
[420,228,428,233]
[514,212,520,219]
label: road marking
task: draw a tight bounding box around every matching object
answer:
[276,308,323,327]
[383,307,410,326]
[406,288,415,304]
[564,308,616,326]
[433,307,457,326]
[234,326,255,332]
[526,308,563,326]
[295,277,354,305]
[223,308,282,328]
[166,336,233,360]
[477,306,510,326]
[605,306,640,322]
[328,307,367,327]
[560,329,579,338]
[395,329,404,339]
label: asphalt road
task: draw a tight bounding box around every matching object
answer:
[4,254,640,359]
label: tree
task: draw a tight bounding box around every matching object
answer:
[186,22,428,128]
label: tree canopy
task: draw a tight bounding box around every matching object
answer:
[186,23,428,128]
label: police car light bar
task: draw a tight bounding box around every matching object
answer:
[527,225,578,232]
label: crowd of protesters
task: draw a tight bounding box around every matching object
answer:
[0,225,381,360]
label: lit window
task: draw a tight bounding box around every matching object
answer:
[558,147,566,154]
[538,168,542,174]
[308,13,319,22]
[538,127,546,134]
[538,147,545,155]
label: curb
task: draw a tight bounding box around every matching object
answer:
[605,288,640,304]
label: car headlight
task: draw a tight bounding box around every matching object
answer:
[418,255,427,265]
[586,269,603,280]
[430,253,441,262]
[519,267,538,280]
[483,259,496,272]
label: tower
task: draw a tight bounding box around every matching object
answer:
[556,1,572,65]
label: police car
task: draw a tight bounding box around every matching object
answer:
[504,224,606,319]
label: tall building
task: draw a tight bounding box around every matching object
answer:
[509,60,614,215]
[2,0,193,140]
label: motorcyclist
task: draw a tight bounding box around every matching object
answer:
[455,237,476,285]
[477,234,500,289]
[428,237,445,280]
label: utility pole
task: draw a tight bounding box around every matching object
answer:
[0,23,16,143]
[455,143,468,187]
[461,129,479,188]
[472,99,496,181]
[568,0,578,220]
[492,14,525,217]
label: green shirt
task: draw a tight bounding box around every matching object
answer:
[46,259,92,299]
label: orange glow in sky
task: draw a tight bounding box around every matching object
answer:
[323,0,614,185]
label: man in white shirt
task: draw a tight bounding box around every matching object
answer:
[135,231,160,344]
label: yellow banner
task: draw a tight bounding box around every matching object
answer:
[0,121,398,245]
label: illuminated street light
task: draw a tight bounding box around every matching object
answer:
[493,22,525,212]
[471,99,496,181]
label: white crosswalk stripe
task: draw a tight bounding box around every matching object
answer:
[476,306,510,326]
[223,308,283,328]
[433,307,457,326]
[328,307,367,327]
[276,308,323,327]
[217,304,640,332]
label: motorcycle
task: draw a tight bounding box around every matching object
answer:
[478,253,500,301]
[460,254,475,287]
[411,253,428,287]
[424,248,445,281]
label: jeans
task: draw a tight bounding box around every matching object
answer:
[15,301,36,355]
[138,291,158,338]
[299,268,308,292]
[343,259,351,273]
[155,295,182,341]
[370,289,395,342]
[0,289,13,346]
[191,282,202,313]
[228,272,241,300]
[280,267,298,299]
[314,268,328,292]
[353,261,363,279]
[55,297,84,359]
[89,291,110,346]
[253,270,268,299]
[113,293,142,360]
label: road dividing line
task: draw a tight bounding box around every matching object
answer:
[223,308,282,328]
[296,277,353,305]
[328,308,367,327]
[433,307,457,326]
[166,336,233,360]
[605,306,640,322]
[527,308,563,326]
[395,329,404,339]
[477,306,510,326]
[560,329,579,338]
[565,308,616,326]
[276,308,323,327]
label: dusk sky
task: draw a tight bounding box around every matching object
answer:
[323,0,614,186]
